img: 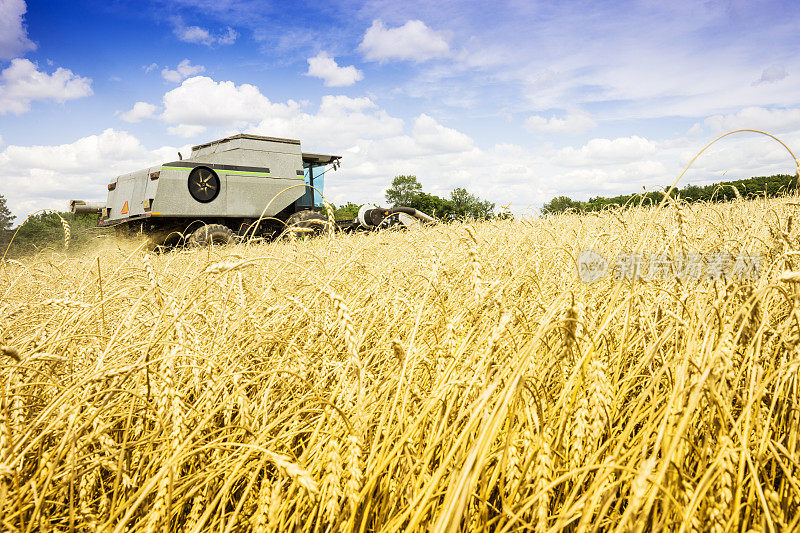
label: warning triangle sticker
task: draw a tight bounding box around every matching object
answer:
[121,201,129,214]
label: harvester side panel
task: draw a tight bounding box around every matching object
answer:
[150,168,228,217]
[224,174,304,217]
[149,167,304,218]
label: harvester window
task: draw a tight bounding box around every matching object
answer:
[298,163,325,207]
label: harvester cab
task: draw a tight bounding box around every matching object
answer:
[70,133,433,247]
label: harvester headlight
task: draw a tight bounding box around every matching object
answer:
[108,182,116,191]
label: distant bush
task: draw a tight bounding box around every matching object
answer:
[541,173,798,214]
[0,211,108,257]
[332,202,361,221]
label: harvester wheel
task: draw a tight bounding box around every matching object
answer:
[188,224,235,247]
[282,210,330,239]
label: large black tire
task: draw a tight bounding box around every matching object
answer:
[188,224,235,247]
[282,210,330,238]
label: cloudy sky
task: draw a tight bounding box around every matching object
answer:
[1,0,799,220]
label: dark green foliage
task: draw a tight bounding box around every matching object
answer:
[450,187,495,219]
[405,192,454,219]
[0,211,106,257]
[384,175,496,220]
[385,175,423,207]
[332,202,361,221]
[0,194,13,231]
[541,174,798,214]
[540,195,586,215]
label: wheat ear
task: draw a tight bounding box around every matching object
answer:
[56,212,71,248]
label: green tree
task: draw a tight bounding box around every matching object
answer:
[407,192,454,219]
[450,187,495,219]
[385,175,423,206]
[383,175,500,219]
[332,202,361,221]
[0,194,14,231]
[541,195,584,215]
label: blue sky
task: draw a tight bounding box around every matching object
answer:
[1,0,800,219]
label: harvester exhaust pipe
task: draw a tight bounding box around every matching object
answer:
[70,200,106,215]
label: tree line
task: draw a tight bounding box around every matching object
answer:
[333,175,497,220]
[541,173,798,214]
[0,196,105,256]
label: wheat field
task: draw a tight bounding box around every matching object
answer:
[1,195,799,532]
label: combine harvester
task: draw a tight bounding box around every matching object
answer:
[70,134,434,247]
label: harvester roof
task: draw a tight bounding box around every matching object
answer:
[301,152,341,165]
[190,134,341,165]
[191,133,300,151]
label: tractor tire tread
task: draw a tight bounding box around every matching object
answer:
[188,224,235,247]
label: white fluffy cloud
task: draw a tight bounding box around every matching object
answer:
[160,76,299,136]
[120,101,157,123]
[177,25,210,43]
[248,95,404,147]
[0,0,35,60]
[556,136,657,166]
[0,129,186,220]
[173,19,238,46]
[306,52,363,87]
[359,20,449,62]
[753,65,787,86]
[336,116,474,166]
[525,112,597,134]
[676,132,800,180]
[161,59,206,83]
[158,76,403,145]
[703,106,800,134]
[0,59,92,114]
[166,124,208,137]
[411,113,473,154]
[216,27,238,45]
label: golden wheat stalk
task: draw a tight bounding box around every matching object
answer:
[56,213,71,249]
